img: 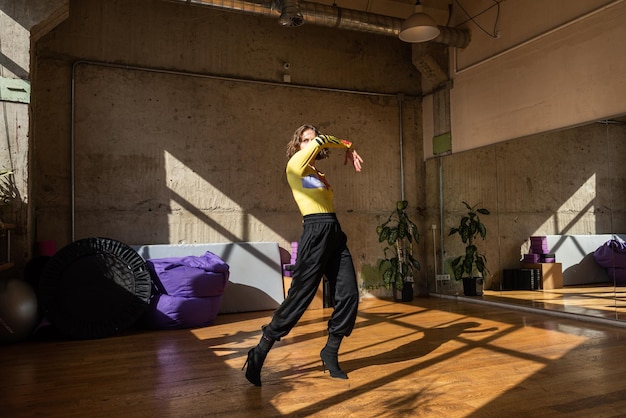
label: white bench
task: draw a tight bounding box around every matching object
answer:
[133,242,285,313]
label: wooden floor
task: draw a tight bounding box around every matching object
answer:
[4,296,626,417]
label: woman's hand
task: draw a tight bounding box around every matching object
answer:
[344,149,363,172]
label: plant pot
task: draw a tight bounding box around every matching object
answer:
[392,283,402,301]
[391,281,414,302]
[462,277,484,296]
[401,281,414,302]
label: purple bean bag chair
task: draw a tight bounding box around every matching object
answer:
[593,239,626,285]
[142,251,229,329]
[144,294,224,329]
[147,252,229,297]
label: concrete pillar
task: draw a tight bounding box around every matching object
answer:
[0,0,68,266]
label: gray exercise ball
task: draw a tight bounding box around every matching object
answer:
[0,277,39,343]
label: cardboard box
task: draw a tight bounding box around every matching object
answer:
[521,262,563,289]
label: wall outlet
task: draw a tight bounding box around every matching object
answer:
[436,274,451,281]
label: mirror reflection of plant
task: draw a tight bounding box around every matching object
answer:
[448,201,490,280]
[376,200,420,291]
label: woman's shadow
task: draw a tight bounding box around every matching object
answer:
[340,321,498,373]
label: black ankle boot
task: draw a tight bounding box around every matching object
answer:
[243,347,266,386]
[242,334,274,386]
[320,334,348,380]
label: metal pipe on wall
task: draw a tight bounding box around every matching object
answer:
[70,61,78,241]
[168,0,399,35]
[397,93,405,200]
[438,155,444,274]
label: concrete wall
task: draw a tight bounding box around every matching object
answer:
[31,0,426,296]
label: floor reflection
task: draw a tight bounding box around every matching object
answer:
[482,285,626,322]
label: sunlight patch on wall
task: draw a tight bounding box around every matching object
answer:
[534,173,597,235]
[163,150,278,243]
[0,12,29,76]
[164,150,241,212]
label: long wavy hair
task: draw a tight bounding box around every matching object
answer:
[286,124,330,160]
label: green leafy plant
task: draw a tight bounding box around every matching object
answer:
[376,200,420,291]
[448,201,490,280]
[0,170,18,206]
[0,170,15,206]
[0,170,17,224]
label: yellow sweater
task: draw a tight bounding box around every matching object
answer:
[286,135,353,216]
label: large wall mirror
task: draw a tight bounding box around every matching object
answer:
[429,115,626,323]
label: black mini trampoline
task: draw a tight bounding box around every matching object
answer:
[38,237,151,340]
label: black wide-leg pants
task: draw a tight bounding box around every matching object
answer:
[264,213,359,341]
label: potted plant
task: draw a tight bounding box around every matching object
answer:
[376,200,420,301]
[448,201,490,296]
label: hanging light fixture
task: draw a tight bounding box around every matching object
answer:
[399,0,441,43]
